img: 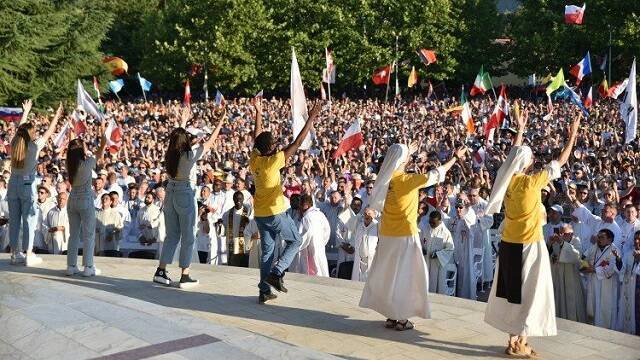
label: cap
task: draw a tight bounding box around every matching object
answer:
[225,173,234,183]
[550,204,564,214]
[567,182,577,190]
[99,169,108,176]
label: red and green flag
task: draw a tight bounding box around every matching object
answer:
[470,66,492,96]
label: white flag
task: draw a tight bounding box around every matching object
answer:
[291,48,312,150]
[621,58,637,144]
[53,122,70,152]
[77,80,104,122]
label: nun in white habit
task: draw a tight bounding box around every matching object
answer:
[484,112,580,358]
[359,142,465,331]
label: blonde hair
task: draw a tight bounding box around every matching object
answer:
[10,123,33,169]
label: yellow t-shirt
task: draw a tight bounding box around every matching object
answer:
[380,171,430,237]
[249,150,287,217]
[502,169,552,244]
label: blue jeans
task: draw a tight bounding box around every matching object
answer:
[255,212,302,293]
[160,181,197,269]
[67,192,96,267]
[7,175,37,253]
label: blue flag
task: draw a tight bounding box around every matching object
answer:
[109,79,124,94]
[137,73,152,92]
[555,83,589,117]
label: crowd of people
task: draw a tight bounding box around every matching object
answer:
[0,92,638,337]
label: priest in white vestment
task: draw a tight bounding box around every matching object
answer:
[617,204,640,256]
[549,224,586,323]
[351,208,379,282]
[582,228,621,330]
[617,231,640,335]
[95,193,124,253]
[450,197,479,300]
[420,210,454,294]
[572,202,622,252]
[468,187,494,283]
[137,193,162,250]
[44,192,70,254]
[297,195,330,277]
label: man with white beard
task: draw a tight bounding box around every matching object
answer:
[468,186,494,283]
[44,192,70,254]
[581,229,622,330]
[297,195,330,277]
[351,208,379,282]
[450,196,479,299]
[548,223,586,323]
[420,210,454,294]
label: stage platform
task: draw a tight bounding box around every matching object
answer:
[0,255,638,359]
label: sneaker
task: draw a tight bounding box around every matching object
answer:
[10,252,26,265]
[259,291,277,304]
[266,273,288,293]
[66,265,82,276]
[82,266,101,277]
[153,268,172,285]
[178,274,199,289]
[25,254,43,267]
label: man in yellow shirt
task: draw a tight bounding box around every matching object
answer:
[249,99,321,303]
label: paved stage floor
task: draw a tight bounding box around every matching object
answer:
[0,255,638,359]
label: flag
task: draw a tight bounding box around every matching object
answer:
[584,87,593,108]
[320,82,327,100]
[621,59,637,144]
[53,122,70,152]
[322,48,336,84]
[472,148,486,167]
[445,105,463,114]
[470,66,492,96]
[395,62,400,96]
[104,119,123,154]
[528,74,537,86]
[543,94,554,121]
[599,53,608,72]
[291,48,312,150]
[565,3,586,25]
[93,76,101,98]
[109,79,124,94]
[460,89,475,135]
[0,107,23,122]
[77,80,103,121]
[546,69,565,95]
[137,73,152,92]
[372,65,392,85]
[485,85,508,143]
[416,49,437,66]
[72,116,87,136]
[569,52,592,85]
[332,119,363,159]
[214,90,225,106]
[408,66,418,88]
[555,83,589,117]
[102,56,128,76]
[540,73,554,84]
[254,89,263,99]
[184,80,191,106]
[189,64,203,77]
[427,81,434,99]
[598,78,609,98]
[609,79,629,99]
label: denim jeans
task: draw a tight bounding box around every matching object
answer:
[255,212,302,293]
[160,181,197,269]
[67,192,96,267]
[7,175,37,253]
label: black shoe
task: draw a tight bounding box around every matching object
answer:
[259,291,277,303]
[266,273,288,293]
[178,274,199,289]
[153,268,172,285]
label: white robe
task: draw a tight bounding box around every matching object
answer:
[95,208,123,252]
[451,209,479,300]
[584,244,620,330]
[550,236,587,323]
[35,199,56,251]
[573,205,623,251]
[351,218,379,282]
[43,206,69,254]
[617,251,639,335]
[617,219,640,256]
[336,209,358,276]
[243,219,260,269]
[420,222,454,294]
[297,207,330,277]
[471,199,494,282]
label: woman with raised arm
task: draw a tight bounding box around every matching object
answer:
[359,141,466,331]
[484,109,581,357]
[8,101,62,266]
[153,107,226,288]
[65,126,108,276]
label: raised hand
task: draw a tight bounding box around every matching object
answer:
[22,99,33,114]
[308,101,322,121]
[54,102,64,120]
[454,146,467,159]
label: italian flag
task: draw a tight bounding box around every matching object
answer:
[470,65,492,96]
[461,89,475,135]
[485,85,508,143]
[332,119,363,159]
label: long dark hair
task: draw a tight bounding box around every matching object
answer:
[66,139,86,183]
[11,123,33,169]
[165,128,192,178]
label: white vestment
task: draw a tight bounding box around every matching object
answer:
[450,209,479,300]
[573,205,623,251]
[296,207,330,277]
[351,218,379,282]
[584,244,620,330]
[43,206,70,254]
[618,219,640,256]
[420,221,454,294]
[336,209,358,276]
[550,236,587,322]
[95,208,123,252]
[471,199,494,282]
[617,251,639,335]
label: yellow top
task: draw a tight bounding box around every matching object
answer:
[380,171,431,237]
[502,168,553,244]
[249,150,287,217]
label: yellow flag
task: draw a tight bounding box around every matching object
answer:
[546,69,565,95]
[408,66,418,88]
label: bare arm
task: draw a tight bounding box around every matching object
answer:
[440,146,467,173]
[556,116,581,167]
[283,102,321,160]
[19,99,33,125]
[253,99,263,139]
[203,108,226,152]
[513,106,527,147]
[95,125,108,166]
[41,103,63,143]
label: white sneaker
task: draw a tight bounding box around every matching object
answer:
[82,266,101,277]
[25,254,43,267]
[66,265,82,276]
[10,252,26,265]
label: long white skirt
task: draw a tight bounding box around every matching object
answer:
[484,239,557,336]
[359,234,430,320]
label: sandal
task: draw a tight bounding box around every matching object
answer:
[395,320,414,331]
[384,319,397,328]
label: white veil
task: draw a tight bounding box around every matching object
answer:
[485,145,533,216]
[367,144,408,213]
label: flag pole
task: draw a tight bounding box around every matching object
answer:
[385,62,391,103]
[114,92,121,103]
[488,74,498,100]
[608,26,612,85]
[395,35,399,102]
[204,61,209,103]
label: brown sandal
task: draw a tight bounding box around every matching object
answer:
[395,320,414,331]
